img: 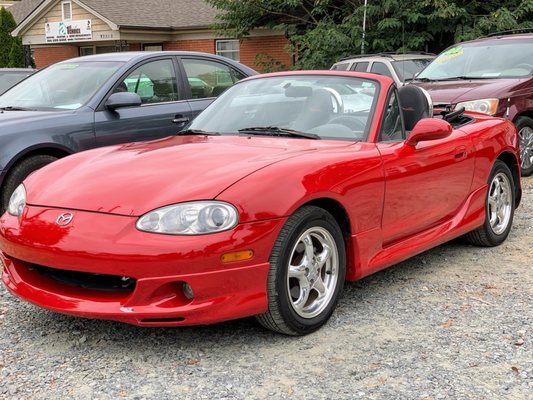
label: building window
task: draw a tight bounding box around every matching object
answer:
[62,1,72,20]
[216,40,240,61]
[79,46,116,57]
[143,44,163,51]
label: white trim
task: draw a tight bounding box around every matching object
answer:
[12,0,118,37]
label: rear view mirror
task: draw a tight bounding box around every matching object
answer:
[285,85,312,98]
[405,118,452,147]
[105,92,142,111]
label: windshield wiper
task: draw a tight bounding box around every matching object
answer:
[414,76,486,82]
[238,126,320,139]
[177,129,221,136]
[0,106,36,111]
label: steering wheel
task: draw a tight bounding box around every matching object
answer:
[515,63,533,72]
[322,87,344,113]
[327,116,366,131]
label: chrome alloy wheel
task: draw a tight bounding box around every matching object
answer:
[519,126,533,171]
[286,227,339,318]
[488,172,512,235]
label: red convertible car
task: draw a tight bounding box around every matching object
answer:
[0,71,521,335]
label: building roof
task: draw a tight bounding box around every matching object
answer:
[10,0,218,29]
[8,0,42,24]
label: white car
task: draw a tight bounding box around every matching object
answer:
[331,53,435,86]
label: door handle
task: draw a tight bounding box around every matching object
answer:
[454,146,467,161]
[172,115,190,125]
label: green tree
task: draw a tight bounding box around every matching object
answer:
[8,36,25,67]
[207,0,533,70]
[0,6,17,67]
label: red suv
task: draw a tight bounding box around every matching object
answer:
[412,30,533,176]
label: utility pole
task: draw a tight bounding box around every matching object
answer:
[361,0,368,54]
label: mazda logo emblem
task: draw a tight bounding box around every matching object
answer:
[56,213,74,226]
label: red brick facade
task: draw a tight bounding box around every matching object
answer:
[240,36,293,71]
[163,40,215,54]
[32,35,293,72]
[34,46,79,68]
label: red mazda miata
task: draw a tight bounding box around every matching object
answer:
[0,71,521,335]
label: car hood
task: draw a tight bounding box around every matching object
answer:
[413,78,525,105]
[0,109,76,128]
[25,135,351,216]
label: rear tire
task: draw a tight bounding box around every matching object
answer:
[465,160,515,247]
[256,206,346,335]
[516,116,533,176]
[0,155,58,214]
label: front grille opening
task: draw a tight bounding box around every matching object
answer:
[31,264,136,292]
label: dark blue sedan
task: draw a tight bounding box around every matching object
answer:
[0,51,256,212]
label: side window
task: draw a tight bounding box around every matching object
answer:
[115,59,178,104]
[370,62,393,78]
[351,62,369,72]
[379,90,404,142]
[182,58,245,99]
[332,63,349,71]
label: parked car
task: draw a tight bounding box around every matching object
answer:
[0,71,520,335]
[411,30,533,176]
[0,68,35,95]
[0,51,257,213]
[331,53,435,86]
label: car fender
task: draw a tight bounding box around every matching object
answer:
[216,142,385,236]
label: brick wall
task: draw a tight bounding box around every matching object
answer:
[163,39,215,54]
[31,35,293,71]
[240,35,293,71]
[34,46,79,68]
[164,35,293,72]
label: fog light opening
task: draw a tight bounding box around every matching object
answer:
[182,282,194,300]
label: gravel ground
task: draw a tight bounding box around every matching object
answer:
[1,176,532,400]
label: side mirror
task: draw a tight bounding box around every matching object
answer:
[405,118,452,147]
[105,92,142,111]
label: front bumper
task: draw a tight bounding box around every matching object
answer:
[0,206,285,326]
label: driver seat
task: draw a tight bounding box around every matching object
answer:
[398,85,431,131]
[291,89,333,131]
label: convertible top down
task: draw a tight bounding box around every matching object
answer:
[0,71,521,335]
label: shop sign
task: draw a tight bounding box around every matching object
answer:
[45,19,92,43]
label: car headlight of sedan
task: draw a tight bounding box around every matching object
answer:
[455,98,499,115]
[136,201,238,235]
[7,184,26,217]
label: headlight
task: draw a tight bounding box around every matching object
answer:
[455,98,499,115]
[136,201,238,235]
[7,184,26,217]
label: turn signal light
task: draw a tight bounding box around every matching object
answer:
[221,250,254,263]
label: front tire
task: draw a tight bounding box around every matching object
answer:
[516,116,533,176]
[0,155,58,214]
[465,160,515,247]
[256,206,346,335]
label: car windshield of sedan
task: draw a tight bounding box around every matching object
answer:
[188,75,379,141]
[417,40,533,80]
[0,61,123,110]
[393,59,433,81]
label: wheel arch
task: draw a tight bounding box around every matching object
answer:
[497,151,521,207]
[299,197,356,279]
[0,144,73,190]
[512,110,533,122]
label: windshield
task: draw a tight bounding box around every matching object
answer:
[418,41,533,80]
[189,75,379,141]
[0,61,123,110]
[392,59,433,81]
